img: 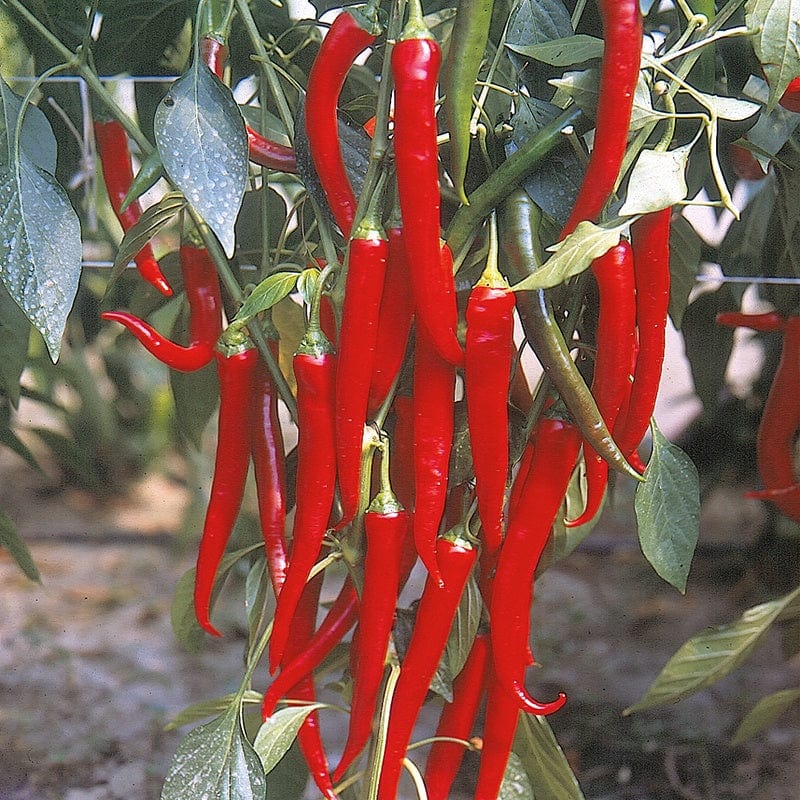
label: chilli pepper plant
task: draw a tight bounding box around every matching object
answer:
[6,0,800,798]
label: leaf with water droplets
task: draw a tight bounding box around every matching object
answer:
[0,81,81,362]
[161,707,267,800]
[155,60,248,257]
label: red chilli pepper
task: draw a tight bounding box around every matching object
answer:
[560,0,643,237]
[269,306,338,672]
[102,244,222,371]
[194,341,259,636]
[465,277,516,555]
[391,395,416,511]
[392,4,464,367]
[94,119,172,296]
[716,311,786,332]
[568,241,637,527]
[413,325,456,587]
[490,416,577,714]
[424,633,490,800]
[377,531,477,800]
[336,215,389,526]
[305,6,380,236]
[334,447,412,780]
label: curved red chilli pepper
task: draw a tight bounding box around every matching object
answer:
[305,7,380,236]
[94,119,172,296]
[716,311,786,332]
[377,532,477,800]
[392,11,464,367]
[413,325,456,587]
[473,667,521,800]
[560,0,643,237]
[613,209,672,464]
[333,453,413,780]
[423,633,490,800]
[368,224,416,415]
[568,241,637,527]
[261,578,359,718]
[269,320,337,672]
[465,282,516,555]
[101,244,222,371]
[336,218,389,526]
[490,416,577,715]
[251,344,288,593]
[194,343,259,636]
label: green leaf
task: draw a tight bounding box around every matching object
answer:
[507,35,603,66]
[0,78,56,173]
[155,60,248,257]
[235,271,299,324]
[626,585,800,714]
[695,92,760,121]
[511,219,627,292]
[634,422,699,593]
[499,751,534,799]
[0,281,31,405]
[0,508,39,582]
[161,707,266,800]
[619,147,691,216]
[668,215,701,330]
[170,357,218,449]
[0,419,40,472]
[0,81,81,361]
[29,427,103,492]
[731,688,800,745]
[166,691,264,731]
[253,704,326,774]
[513,714,585,800]
[295,268,320,308]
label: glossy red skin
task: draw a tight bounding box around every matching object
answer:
[377,537,477,800]
[269,350,338,672]
[424,633,490,800]
[413,326,456,586]
[94,119,172,296]
[473,669,521,800]
[560,0,643,237]
[102,244,222,371]
[336,234,389,525]
[466,285,516,555]
[392,37,464,367]
[368,226,416,415]
[251,347,288,593]
[194,348,259,636]
[779,76,800,113]
[306,12,376,236]
[333,509,412,780]
[489,417,578,714]
[612,210,672,466]
[569,241,637,527]
[716,311,786,332]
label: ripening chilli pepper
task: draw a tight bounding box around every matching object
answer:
[334,444,411,780]
[490,415,577,715]
[194,338,259,636]
[305,3,381,236]
[269,284,338,672]
[377,530,477,800]
[560,0,643,237]
[392,1,464,367]
[423,633,491,800]
[94,119,172,296]
[336,209,389,526]
[568,241,637,528]
[102,244,222,371]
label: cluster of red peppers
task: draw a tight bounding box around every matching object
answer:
[97,0,678,796]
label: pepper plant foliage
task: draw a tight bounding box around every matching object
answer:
[1,0,800,797]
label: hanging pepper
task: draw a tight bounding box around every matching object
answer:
[413,325,456,586]
[560,0,643,237]
[489,416,577,715]
[102,244,222,370]
[194,336,259,636]
[393,0,464,367]
[335,201,389,526]
[269,275,338,671]
[424,633,490,800]
[377,530,477,800]
[568,241,637,528]
[94,119,172,296]
[305,3,381,236]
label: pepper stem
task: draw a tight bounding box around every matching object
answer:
[297,264,337,356]
[368,436,404,515]
[401,0,431,40]
[476,212,510,289]
[352,171,389,241]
